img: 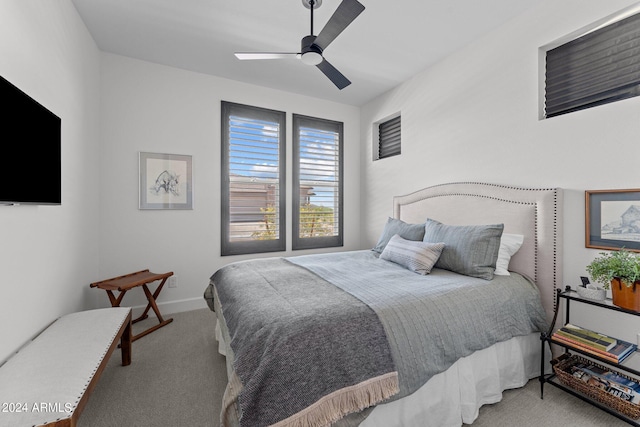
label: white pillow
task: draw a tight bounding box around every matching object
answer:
[380,234,445,275]
[494,233,524,276]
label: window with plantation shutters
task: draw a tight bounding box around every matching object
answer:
[545,11,640,118]
[221,101,286,256]
[293,114,343,250]
[377,115,401,159]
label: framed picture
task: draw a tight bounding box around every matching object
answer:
[139,152,193,210]
[586,189,640,252]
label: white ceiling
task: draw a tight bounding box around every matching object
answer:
[71,0,539,106]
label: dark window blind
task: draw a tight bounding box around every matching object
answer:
[221,101,286,255]
[378,115,401,159]
[545,12,640,118]
[293,115,343,250]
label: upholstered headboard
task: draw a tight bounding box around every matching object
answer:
[393,182,563,323]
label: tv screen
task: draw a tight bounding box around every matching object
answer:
[1,75,61,205]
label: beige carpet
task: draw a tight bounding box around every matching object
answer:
[79,308,629,426]
[79,308,226,427]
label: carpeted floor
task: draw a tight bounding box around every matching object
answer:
[79,308,226,427]
[79,308,630,426]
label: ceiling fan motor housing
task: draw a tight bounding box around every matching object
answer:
[300,35,323,65]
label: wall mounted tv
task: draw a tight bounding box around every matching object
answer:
[1,75,61,205]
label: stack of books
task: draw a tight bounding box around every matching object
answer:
[552,323,638,363]
[570,361,640,404]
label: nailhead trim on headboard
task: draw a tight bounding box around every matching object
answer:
[393,182,563,323]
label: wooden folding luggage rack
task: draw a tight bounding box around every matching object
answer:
[90,269,174,342]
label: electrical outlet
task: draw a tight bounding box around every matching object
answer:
[168,276,177,288]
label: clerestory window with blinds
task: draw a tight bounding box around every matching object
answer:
[545,11,640,118]
[292,114,343,250]
[221,101,286,256]
[377,115,401,160]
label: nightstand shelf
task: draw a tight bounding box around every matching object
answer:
[540,286,640,426]
[546,374,640,425]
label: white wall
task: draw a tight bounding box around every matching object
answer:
[0,0,101,363]
[96,53,361,312]
[360,0,640,340]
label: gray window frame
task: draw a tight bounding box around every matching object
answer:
[292,114,344,250]
[221,101,286,256]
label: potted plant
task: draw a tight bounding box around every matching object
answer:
[586,249,640,311]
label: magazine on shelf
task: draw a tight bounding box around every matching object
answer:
[555,323,617,352]
[552,333,637,363]
[570,362,640,405]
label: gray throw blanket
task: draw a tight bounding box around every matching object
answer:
[212,258,399,427]
[290,251,549,399]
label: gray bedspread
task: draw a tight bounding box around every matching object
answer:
[289,251,548,398]
[211,257,399,427]
[208,250,548,426]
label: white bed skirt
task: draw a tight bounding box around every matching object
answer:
[363,333,549,426]
[215,321,550,427]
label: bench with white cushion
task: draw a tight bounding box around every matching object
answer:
[0,307,132,427]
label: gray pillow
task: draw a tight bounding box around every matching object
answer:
[372,217,425,253]
[423,219,504,280]
[380,234,445,275]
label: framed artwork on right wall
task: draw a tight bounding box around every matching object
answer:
[586,188,640,252]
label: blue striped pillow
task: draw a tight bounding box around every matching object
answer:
[380,234,445,275]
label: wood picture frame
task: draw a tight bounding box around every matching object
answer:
[586,189,640,252]
[139,152,193,210]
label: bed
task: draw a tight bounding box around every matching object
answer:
[204,182,563,427]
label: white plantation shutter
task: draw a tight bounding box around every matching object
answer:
[221,101,286,255]
[293,114,343,250]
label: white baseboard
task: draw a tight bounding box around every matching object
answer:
[130,297,208,319]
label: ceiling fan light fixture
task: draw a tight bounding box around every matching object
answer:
[300,35,323,65]
[301,51,323,66]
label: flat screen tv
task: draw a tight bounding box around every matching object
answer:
[1,75,61,205]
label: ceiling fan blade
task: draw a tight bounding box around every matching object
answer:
[313,0,365,50]
[316,59,351,90]
[235,52,299,60]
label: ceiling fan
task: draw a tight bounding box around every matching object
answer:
[234,0,365,90]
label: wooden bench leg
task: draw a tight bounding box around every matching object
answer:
[133,277,168,322]
[105,289,127,308]
[130,280,173,342]
[120,313,132,366]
